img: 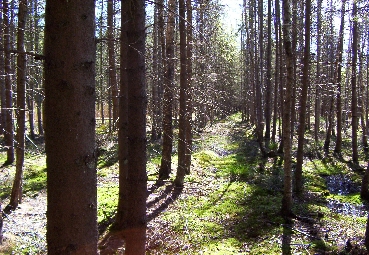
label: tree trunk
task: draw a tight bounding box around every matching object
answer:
[281,0,294,218]
[365,210,369,251]
[272,0,281,143]
[255,0,264,154]
[314,0,322,143]
[334,0,346,155]
[108,0,119,130]
[151,1,160,141]
[7,0,28,212]
[113,1,147,253]
[175,0,187,187]
[295,0,311,195]
[185,0,193,174]
[0,2,5,136]
[351,1,359,164]
[361,163,369,201]
[3,0,14,165]
[44,1,98,253]
[265,0,272,145]
[159,0,176,180]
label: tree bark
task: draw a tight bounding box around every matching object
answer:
[159,0,176,180]
[334,0,346,155]
[113,1,147,253]
[185,0,193,174]
[281,0,294,218]
[361,163,369,201]
[107,0,119,130]
[351,1,359,164]
[0,1,5,136]
[314,0,322,143]
[295,0,311,195]
[265,0,272,145]
[175,0,188,187]
[3,0,14,165]
[44,1,98,253]
[7,0,28,212]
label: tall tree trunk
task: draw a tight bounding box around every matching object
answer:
[351,0,359,164]
[108,0,119,130]
[114,1,147,253]
[281,0,294,219]
[151,1,160,141]
[255,0,264,154]
[314,0,322,143]
[3,0,14,165]
[0,1,5,136]
[159,0,176,180]
[272,0,281,143]
[295,0,311,195]
[265,0,272,145]
[7,0,28,212]
[175,0,187,187]
[44,1,98,253]
[290,0,297,138]
[334,0,346,155]
[185,0,193,174]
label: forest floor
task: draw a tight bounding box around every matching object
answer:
[0,113,368,254]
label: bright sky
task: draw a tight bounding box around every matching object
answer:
[221,0,243,33]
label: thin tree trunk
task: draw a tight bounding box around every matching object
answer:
[281,0,294,219]
[334,0,346,155]
[265,0,272,145]
[7,0,28,212]
[184,0,193,175]
[175,0,187,187]
[255,0,264,154]
[3,0,14,165]
[295,0,311,195]
[272,0,281,143]
[151,1,160,141]
[314,0,322,143]
[351,0,359,164]
[0,2,5,136]
[159,0,176,180]
[108,0,119,130]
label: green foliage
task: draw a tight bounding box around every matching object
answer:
[328,193,362,205]
[96,123,110,135]
[23,166,47,195]
[194,150,220,167]
[97,185,118,223]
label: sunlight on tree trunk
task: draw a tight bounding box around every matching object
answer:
[3,0,14,165]
[175,0,188,187]
[8,0,28,212]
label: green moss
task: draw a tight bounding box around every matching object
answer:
[201,238,242,254]
[194,150,220,167]
[97,185,118,223]
[23,166,47,194]
[328,193,362,205]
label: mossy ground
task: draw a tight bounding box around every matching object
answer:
[0,113,368,254]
